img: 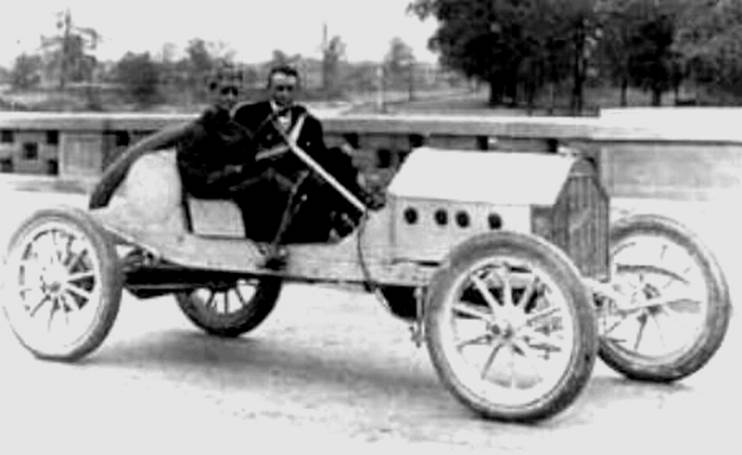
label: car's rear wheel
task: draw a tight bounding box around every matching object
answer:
[425,232,597,422]
[3,207,122,361]
[598,214,731,382]
[175,277,282,337]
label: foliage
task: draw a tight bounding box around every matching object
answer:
[675,0,742,99]
[115,52,161,107]
[41,9,100,88]
[10,54,43,89]
[322,35,346,93]
[384,37,416,90]
[408,0,598,111]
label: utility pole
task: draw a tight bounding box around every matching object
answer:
[59,9,71,90]
[321,22,329,90]
[377,64,386,113]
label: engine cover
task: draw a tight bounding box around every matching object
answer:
[387,147,609,278]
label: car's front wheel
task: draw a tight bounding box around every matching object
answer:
[425,231,597,422]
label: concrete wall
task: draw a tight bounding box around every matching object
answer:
[1,109,741,201]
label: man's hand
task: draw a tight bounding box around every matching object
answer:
[224,164,243,175]
[362,190,386,210]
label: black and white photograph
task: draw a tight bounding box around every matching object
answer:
[0,1,738,453]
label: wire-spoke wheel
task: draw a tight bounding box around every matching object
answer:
[599,215,731,382]
[2,207,122,361]
[175,277,282,337]
[425,232,597,422]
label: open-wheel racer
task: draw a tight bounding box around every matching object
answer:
[1,118,731,422]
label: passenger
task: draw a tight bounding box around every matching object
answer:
[88,63,249,209]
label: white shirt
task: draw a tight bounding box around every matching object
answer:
[270,101,292,131]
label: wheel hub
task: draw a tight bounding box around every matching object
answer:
[39,264,69,298]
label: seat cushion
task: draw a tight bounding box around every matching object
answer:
[187,197,246,238]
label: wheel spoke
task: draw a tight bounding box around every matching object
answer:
[481,340,505,379]
[62,234,74,266]
[517,275,539,307]
[507,346,517,388]
[512,338,541,373]
[58,295,72,325]
[499,265,514,307]
[452,302,491,321]
[456,333,491,351]
[601,315,627,336]
[655,296,702,314]
[29,294,52,317]
[520,326,564,353]
[66,271,95,282]
[46,298,58,331]
[633,313,649,351]
[203,290,216,310]
[18,285,38,295]
[649,313,668,351]
[471,276,504,319]
[60,293,76,313]
[65,283,92,302]
[234,286,249,307]
[65,248,88,272]
[223,291,230,314]
[525,305,562,326]
[50,231,65,264]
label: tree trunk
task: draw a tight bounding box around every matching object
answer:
[570,21,586,115]
[488,74,502,107]
[408,63,415,102]
[651,87,662,106]
[620,78,629,107]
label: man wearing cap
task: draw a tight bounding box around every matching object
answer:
[89,63,250,209]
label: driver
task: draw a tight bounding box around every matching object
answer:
[231,65,383,245]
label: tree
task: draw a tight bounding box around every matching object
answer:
[409,0,598,111]
[409,0,521,106]
[10,53,43,89]
[596,0,639,106]
[675,0,742,100]
[41,9,100,88]
[116,52,161,107]
[184,38,215,83]
[322,35,346,93]
[384,37,416,99]
[595,0,689,106]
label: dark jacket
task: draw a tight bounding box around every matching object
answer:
[175,107,255,198]
[233,101,366,202]
[88,106,254,208]
[232,100,370,241]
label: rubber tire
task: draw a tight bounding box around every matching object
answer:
[3,207,123,361]
[175,277,282,337]
[599,214,731,382]
[425,231,597,423]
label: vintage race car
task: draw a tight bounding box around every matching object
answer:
[1,137,731,423]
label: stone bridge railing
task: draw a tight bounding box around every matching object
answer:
[1,108,741,201]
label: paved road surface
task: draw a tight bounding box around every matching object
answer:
[0,184,739,454]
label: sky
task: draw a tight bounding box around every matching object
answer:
[0,0,440,67]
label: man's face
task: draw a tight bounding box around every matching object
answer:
[212,82,239,111]
[268,72,298,108]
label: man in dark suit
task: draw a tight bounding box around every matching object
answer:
[232,65,380,245]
